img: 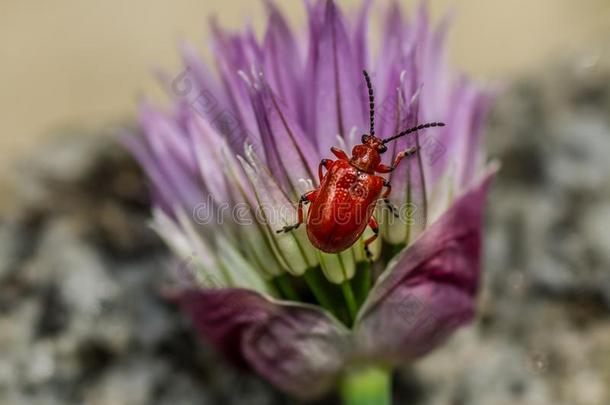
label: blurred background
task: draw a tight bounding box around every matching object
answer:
[1,0,610,404]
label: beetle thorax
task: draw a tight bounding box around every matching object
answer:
[350,144,381,173]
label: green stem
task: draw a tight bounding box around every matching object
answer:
[340,366,392,405]
[405,170,413,246]
[274,274,299,301]
[303,269,336,313]
[341,281,358,324]
[351,261,372,306]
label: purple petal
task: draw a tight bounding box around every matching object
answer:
[180,288,349,399]
[210,21,261,151]
[354,167,497,364]
[374,1,408,139]
[352,0,372,74]
[302,0,325,138]
[414,12,455,185]
[246,77,318,192]
[140,103,197,174]
[186,112,231,203]
[179,42,229,110]
[459,89,494,188]
[307,0,365,153]
[130,105,204,211]
[262,1,307,131]
[243,77,291,191]
[120,132,174,213]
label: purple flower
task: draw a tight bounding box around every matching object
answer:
[124,0,496,401]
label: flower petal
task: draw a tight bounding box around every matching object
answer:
[354,166,497,364]
[352,0,372,76]
[307,0,365,153]
[262,1,306,130]
[180,288,350,399]
[187,111,232,204]
[214,234,275,293]
[126,105,204,212]
[177,41,229,113]
[210,21,261,151]
[220,147,287,278]
[120,132,174,213]
[243,74,318,193]
[157,206,226,284]
[374,1,408,140]
[239,149,319,275]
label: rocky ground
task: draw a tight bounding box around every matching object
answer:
[1,58,609,404]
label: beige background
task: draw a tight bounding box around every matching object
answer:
[1,0,610,178]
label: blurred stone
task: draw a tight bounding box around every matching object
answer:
[412,329,552,405]
[82,359,165,405]
[486,60,610,308]
[11,133,159,258]
[0,225,15,280]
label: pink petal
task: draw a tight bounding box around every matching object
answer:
[119,132,174,213]
[246,78,319,192]
[180,288,350,399]
[354,167,497,364]
[352,0,372,77]
[306,0,365,153]
[262,1,307,131]
[129,105,204,211]
[210,21,261,150]
[374,1,409,140]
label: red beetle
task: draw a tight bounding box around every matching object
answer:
[278,70,445,259]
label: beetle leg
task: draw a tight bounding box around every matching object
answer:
[375,146,419,173]
[382,179,399,218]
[363,215,379,260]
[276,190,318,234]
[331,146,349,160]
[318,159,333,183]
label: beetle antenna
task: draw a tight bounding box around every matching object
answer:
[382,122,446,144]
[363,70,375,136]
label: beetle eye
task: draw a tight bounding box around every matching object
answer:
[378,144,387,154]
[361,135,369,144]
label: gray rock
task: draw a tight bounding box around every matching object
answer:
[0,225,15,280]
[486,60,610,305]
[413,329,552,405]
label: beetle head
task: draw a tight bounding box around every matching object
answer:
[361,134,387,154]
[351,137,383,172]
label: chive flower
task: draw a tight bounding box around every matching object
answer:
[124,1,496,403]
